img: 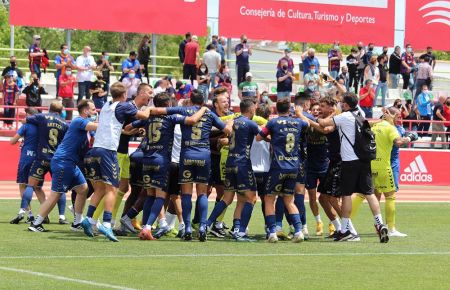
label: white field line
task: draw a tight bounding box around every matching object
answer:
[0,266,137,290]
[1,252,450,260]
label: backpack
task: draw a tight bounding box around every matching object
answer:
[341,111,376,162]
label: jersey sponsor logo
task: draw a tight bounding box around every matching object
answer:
[183,170,192,179]
[400,155,433,183]
[26,150,36,157]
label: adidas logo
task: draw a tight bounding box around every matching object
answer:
[400,155,433,183]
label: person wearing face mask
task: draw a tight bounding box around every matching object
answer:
[416,84,432,137]
[196,62,211,103]
[276,59,295,100]
[58,67,77,120]
[430,96,448,149]
[238,72,259,101]
[23,73,47,108]
[97,51,114,95]
[420,46,436,71]
[364,55,380,89]
[122,51,142,80]
[400,44,416,92]
[122,69,142,100]
[28,35,45,79]
[301,48,320,76]
[304,64,321,89]
[356,42,367,86]
[55,44,75,97]
[90,72,108,110]
[389,46,402,89]
[138,35,151,84]
[76,46,97,103]
[328,41,342,80]
[277,48,294,72]
[2,56,24,89]
[374,55,388,107]
[338,66,350,91]
[346,48,359,93]
[415,55,433,98]
[235,34,252,86]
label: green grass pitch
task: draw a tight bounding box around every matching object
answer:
[0,200,449,289]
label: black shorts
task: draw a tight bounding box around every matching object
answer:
[209,154,223,186]
[254,172,268,196]
[340,160,373,196]
[168,162,181,196]
[319,160,342,197]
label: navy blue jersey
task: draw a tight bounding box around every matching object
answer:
[26,113,68,161]
[117,101,139,154]
[306,121,329,173]
[132,115,185,159]
[260,116,307,170]
[326,130,341,162]
[227,115,260,165]
[166,106,226,153]
[53,117,90,164]
[17,123,38,161]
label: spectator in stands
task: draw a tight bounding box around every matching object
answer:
[2,74,19,129]
[339,66,350,91]
[358,79,375,118]
[301,48,320,75]
[203,44,221,89]
[401,44,416,92]
[364,55,379,89]
[305,79,319,96]
[122,69,141,99]
[22,73,46,108]
[235,34,252,85]
[138,35,151,84]
[184,35,200,85]
[196,62,211,103]
[179,32,191,64]
[238,72,258,101]
[444,98,450,145]
[393,98,410,120]
[415,55,433,97]
[96,51,114,95]
[346,48,359,93]
[420,47,436,71]
[356,42,366,88]
[55,44,75,97]
[381,46,389,58]
[375,55,388,107]
[75,46,96,103]
[175,81,193,101]
[328,41,342,79]
[28,35,45,79]
[277,48,294,72]
[122,51,142,80]
[216,37,226,61]
[90,72,108,110]
[276,59,295,100]
[389,46,402,89]
[57,67,76,120]
[2,55,24,90]
[303,63,320,88]
[260,91,273,106]
[431,96,448,149]
[416,84,432,137]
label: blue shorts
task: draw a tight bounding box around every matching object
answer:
[224,163,257,193]
[142,156,170,192]
[129,150,144,187]
[391,162,400,192]
[16,157,42,187]
[306,171,327,190]
[265,169,298,195]
[28,158,51,182]
[179,151,211,185]
[84,147,119,187]
[50,160,86,193]
[296,160,306,184]
[208,153,223,186]
[254,172,268,196]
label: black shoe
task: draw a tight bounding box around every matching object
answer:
[59,218,69,225]
[222,222,230,230]
[25,216,35,224]
[327,231,339,239]
[176,227,185,239]
[210,223,226,238]
[43,216,50,224]
[377,224,389,243]
[28,223,46,232]
[333,230,352,242]
[10,215,24,224]
[198,230,207,242]
[183,231,192,241]
[71,223,83,232]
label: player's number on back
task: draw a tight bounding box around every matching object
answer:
[191,121,203,140]
[229,131,236,150]
[49,128,59,146]
[286,133,295,153]
[149,122,162,143]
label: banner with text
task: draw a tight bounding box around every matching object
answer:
[399,150,450,186]
[219,0,395,45]
[10,0,207,36]
[405,0,450,51]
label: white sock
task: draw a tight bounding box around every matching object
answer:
[28,210,33,217]
[33,215,44,226]
[302,224,308,230]
[102,222,112,229]
[165,212,176,229]
[159,218,168,228]
[315,214,322,223]
[215,221,223,229]
[18,208,26,216]
[341,217,349,233]
[74,213,83,224]
[331,219,341,232]
[374,214,383,226]
[144,224,152,230]
[178,222,185,231]
[59,215,65,220]
[348,219,358,236]
[88,217,96,225]
[275,225,282,232]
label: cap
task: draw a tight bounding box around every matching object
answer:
[284,48,292,53]
[176,81,184,90]
[245,72,253,78]
[33,35,41,40]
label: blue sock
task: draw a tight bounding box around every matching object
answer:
[86,205,96,218]
[126,207,139,219]
[146,197,165,226]
[266,215,276,234]
[197,194,208,231]
[142,196,155,225]
[289,214,302,233]
[275,197,284,228]
[57,193,66,216]
[103,211,112,223]
[233,218,241,231]
[20,185,34,209]
[207,200,228,227]
[192,198,200,224]
[294,194,306,226]
[181,194,192,232]
[239,202,254,234]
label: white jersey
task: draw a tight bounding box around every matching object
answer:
[171,124,182,164]
[93,101,123,151]
[251,137,271,173]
